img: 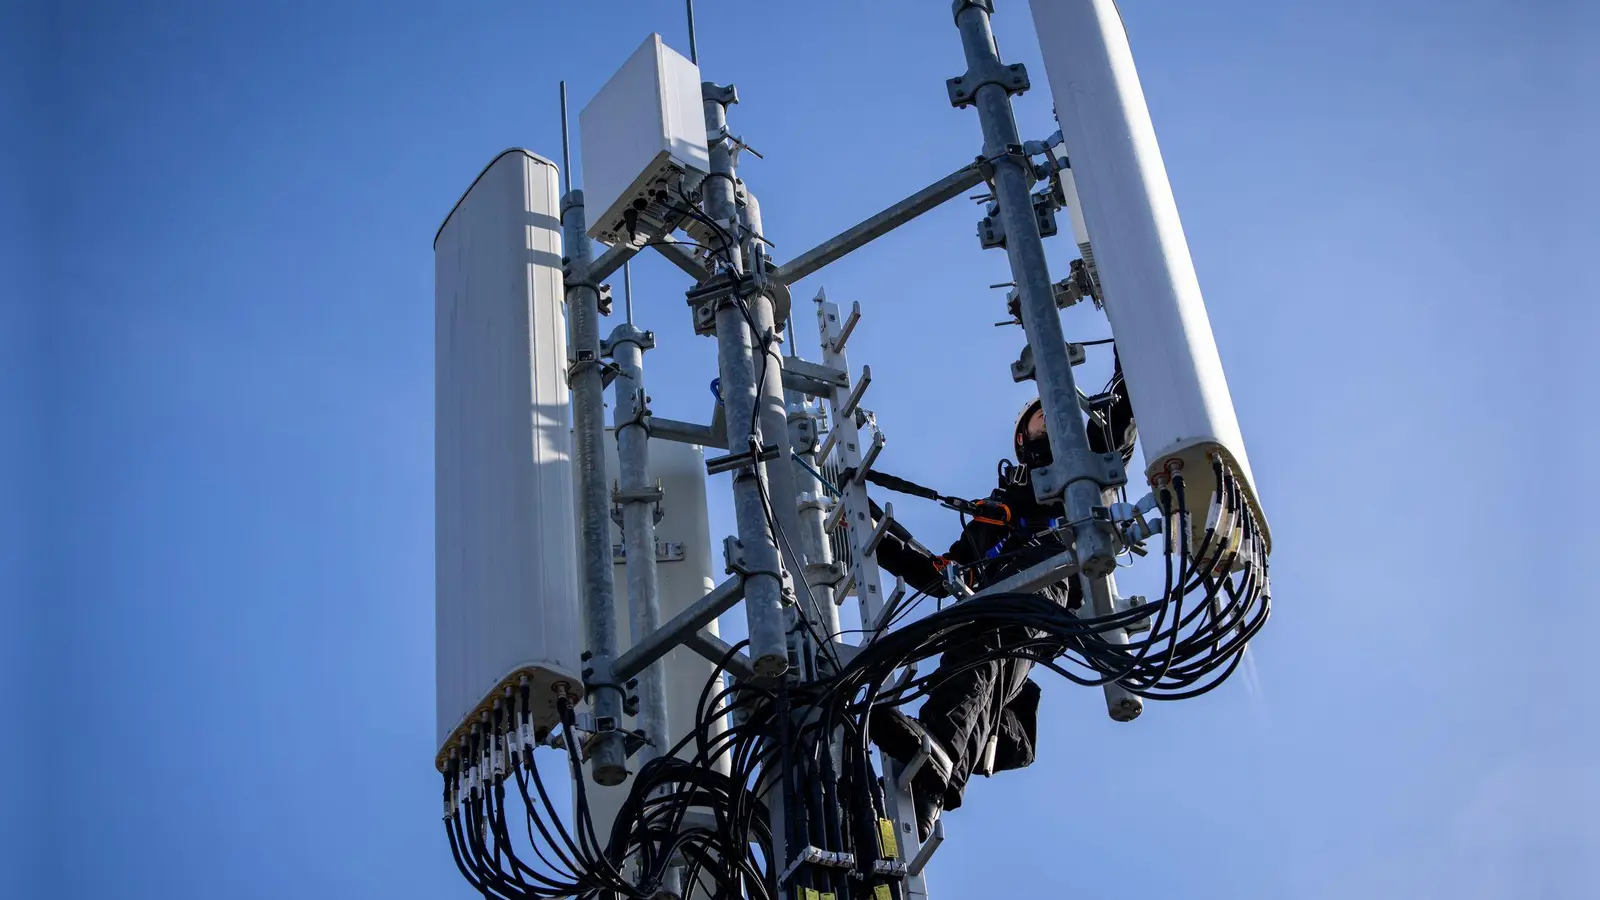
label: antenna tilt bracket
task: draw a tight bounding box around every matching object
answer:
[1053,263,1098,309]
[567,350,622,389]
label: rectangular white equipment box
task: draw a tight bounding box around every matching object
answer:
[579,33,710,245]
[1030,0,1270,548]
[434,149,583,771]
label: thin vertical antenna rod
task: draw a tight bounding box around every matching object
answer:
[785,312,797,357]
[685,0,699,64]
[624,261,634,325]
[559,81,572,193]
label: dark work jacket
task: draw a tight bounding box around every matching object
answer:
[875,361,1137,602]
[875,469,1077,604]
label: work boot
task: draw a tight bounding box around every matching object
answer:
[868,707,952,841]
[867,707,925,766]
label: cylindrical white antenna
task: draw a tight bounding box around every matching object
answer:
[1030,0,1269,545]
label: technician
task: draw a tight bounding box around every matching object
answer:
[870,356,1137,838]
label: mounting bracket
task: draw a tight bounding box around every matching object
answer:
[1010,341,1086,382]
[947,61,1029,108]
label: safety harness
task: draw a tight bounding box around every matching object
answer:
[837,466,1014,526]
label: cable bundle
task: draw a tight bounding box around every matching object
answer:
[442,456,1268,899]
[443,670,782,900]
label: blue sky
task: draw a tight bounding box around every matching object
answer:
[6,1,1597,898]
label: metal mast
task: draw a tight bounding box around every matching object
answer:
[950,0,1141,720]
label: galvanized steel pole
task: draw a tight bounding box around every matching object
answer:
[701,83,792,680]
[557,80,633,783]
[609,322,668,764]
[608,313,687,900]
[562,188,632,784]
[952,0,1140,720]
[741,186,839,653]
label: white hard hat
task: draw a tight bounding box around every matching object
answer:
[1014,398,1048,465]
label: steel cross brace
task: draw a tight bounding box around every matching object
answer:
[773,163,988,286]
[613,576,747,685]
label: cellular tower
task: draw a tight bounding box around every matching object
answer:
[433,3,1272,898]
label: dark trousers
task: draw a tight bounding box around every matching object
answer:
[915,624,1043,811]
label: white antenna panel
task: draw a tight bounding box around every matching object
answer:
[580,34,711,245]
[1030,0,1270,546]
[433,149,582,770]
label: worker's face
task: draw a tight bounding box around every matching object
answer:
[1023,408,1047,444]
